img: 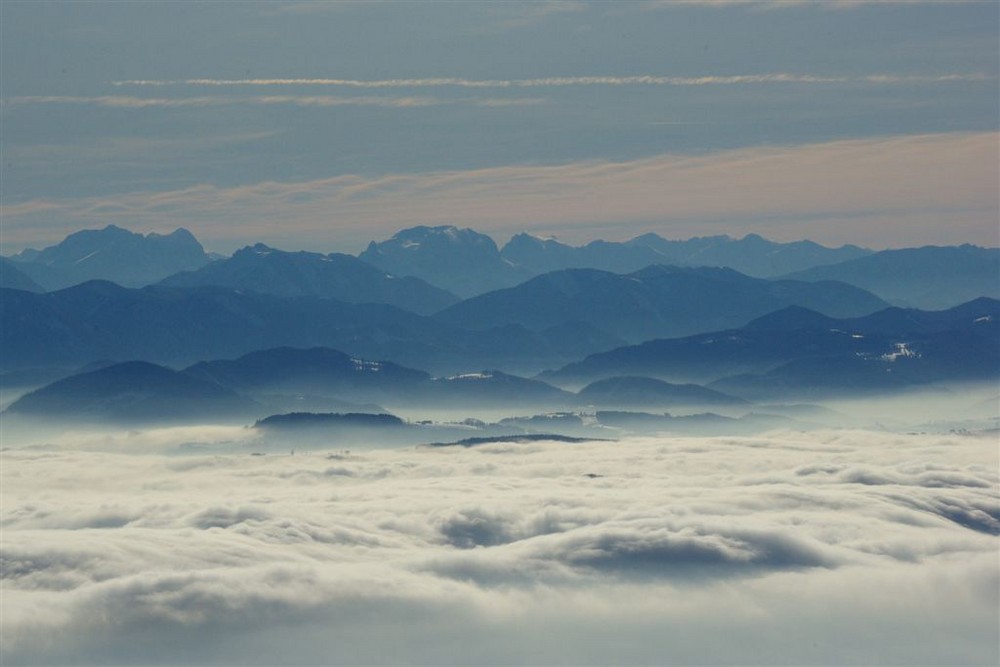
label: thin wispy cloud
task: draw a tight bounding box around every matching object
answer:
[4,95,546,110]
[5,132,996,252]
[110,72,992,89]
[653,0,982,9]
[4,96,232,109]
[485,0,588,29]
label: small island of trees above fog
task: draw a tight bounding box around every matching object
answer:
[2,223,997,445]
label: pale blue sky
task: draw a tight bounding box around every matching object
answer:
[2,1,997,253]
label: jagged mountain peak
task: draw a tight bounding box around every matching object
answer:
[387,225,498,250]
[360,225,524,297]
[8,224,210,290]
[246,242,275,254]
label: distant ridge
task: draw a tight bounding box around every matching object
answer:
[741,305,838,332]
[783,245,1000,309]
[9,224,211,289]
[502,231,870,280]
[746,297,1000,335]
[185,346,431,397]
[576,376,746,408]
[5,360,257,424]
[9,294,996,424]
[360,225,872,297]
[5,224,996,383]
[12,224,994,311]
[543,297,1000,397]
[0,257,44,292]
[360,225,528,297]
[160,243,458,315]
[0,281,434,370]
[0,282,625,376]
[435,264,887,342]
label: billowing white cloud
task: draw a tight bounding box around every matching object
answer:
[4,131,997,252]
[2,430,997,665]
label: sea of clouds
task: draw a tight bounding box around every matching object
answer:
[2,429,998,665]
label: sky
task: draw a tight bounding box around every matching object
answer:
[3,429,998,665]
[1,0,998,254]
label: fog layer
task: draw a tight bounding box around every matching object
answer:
[3,431,997,665]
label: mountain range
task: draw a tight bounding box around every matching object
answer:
[365,226,997,309]
[0,280,429,370]
[1,264,887,378]
[1,352,748,428]
[359,225,873,297]
[0,281,629,377]
[435,264,887,342]
[158,243,458,315]
[5,224,996,313]
[501,231,871,279]
[3,224,997,414]
[8,296,996,426]
[187,347,574,411]
[8,225,211,289]
[359,225,530,297]
[4,348,576,424]
[542,297,1000,399]
[575,376,746,408]
[782,245,1000,309]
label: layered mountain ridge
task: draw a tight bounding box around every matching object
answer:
[4,224,997,411]
[543,298,1000,398]
[434,264,888,342]
[7,297,996,426]
[159,243,458,315]
[7,224,997,313]
[1,267,887,376]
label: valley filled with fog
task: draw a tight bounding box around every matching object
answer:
[3,427,997,665]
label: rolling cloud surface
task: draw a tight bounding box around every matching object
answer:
[3,430,997,665]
